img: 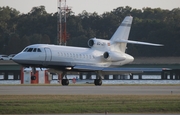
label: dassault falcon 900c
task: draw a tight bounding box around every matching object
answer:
[12,16,163,86]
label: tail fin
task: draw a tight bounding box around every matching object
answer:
[110,16,133,52]
[110,16,163,52]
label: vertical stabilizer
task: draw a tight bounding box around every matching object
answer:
[110,16,133,52]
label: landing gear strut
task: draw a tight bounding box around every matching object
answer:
[61,72,69,86]
[31,67,36,80]
[94,71,103,86]
[94,79,102,86]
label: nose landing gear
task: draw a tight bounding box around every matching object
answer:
[31,67,36,80]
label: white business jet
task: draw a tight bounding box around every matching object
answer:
[12,16,162,86]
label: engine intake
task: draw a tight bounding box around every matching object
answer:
[103,52,109,59]
[87,38,111,49]
[88,39,94,47]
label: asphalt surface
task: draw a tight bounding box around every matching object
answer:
[0,85,180,95]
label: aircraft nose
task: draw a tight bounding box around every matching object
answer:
[12,55,18,62]
[12,53,22,64]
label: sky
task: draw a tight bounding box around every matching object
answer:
[0,0,180,15]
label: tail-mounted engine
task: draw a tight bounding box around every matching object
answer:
[103,51,125,62]
[88,39,95,47]
[88,38,111,49]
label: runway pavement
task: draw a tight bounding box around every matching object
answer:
[0,85,180,95]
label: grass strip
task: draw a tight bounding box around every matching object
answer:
[0,95,180,114]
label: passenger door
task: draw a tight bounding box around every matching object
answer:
[44,48,52,65]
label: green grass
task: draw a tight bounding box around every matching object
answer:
[0,95,180,114]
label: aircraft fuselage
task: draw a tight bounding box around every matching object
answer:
[13,44,134,71]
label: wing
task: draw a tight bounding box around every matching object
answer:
[73,65,163,74]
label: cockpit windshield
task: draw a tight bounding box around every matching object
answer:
[27,48,33,52]
[33,48,37,52]
[23,48,42,52]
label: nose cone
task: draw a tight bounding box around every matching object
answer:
[12,53,33,66]
[12,53,20,63]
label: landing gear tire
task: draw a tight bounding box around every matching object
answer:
[94,79,102,86]
[31,76,36,80]
[62,79,69,86]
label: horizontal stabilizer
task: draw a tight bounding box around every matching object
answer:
[115,39,163,46]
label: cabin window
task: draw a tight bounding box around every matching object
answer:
[37,48,41,52]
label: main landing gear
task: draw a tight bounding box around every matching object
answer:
[61,72,69,86]
[94,79,102,86]
[60,71,103,86]
[50,69,104,86]
[94,71,103,86]
[62,79,69,86]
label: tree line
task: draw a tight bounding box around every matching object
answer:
[0,6,180,57]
